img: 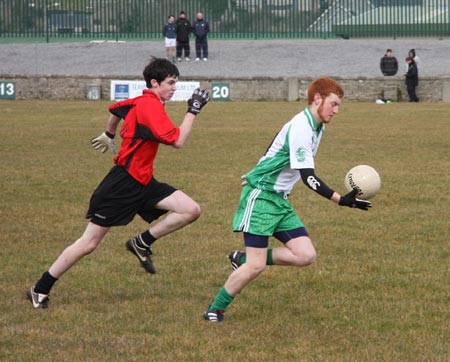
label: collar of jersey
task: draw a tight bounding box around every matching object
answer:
[305,106,323,134]
[143,89,165,104]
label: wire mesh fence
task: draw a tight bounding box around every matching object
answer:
[1,0,449,42]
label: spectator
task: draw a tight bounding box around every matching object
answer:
[380,49,398,76]
[163,15,176,63]
[404,49,421,74]
[408,49,421,70]
[175,10,192,62]
[405,56,419,102]
[193,12,209,61]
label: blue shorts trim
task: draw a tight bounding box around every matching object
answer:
[274,227,309,243]
[243,227,308,248]
[244,233,269,248]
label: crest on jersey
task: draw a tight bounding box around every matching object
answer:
[296,147,306,162]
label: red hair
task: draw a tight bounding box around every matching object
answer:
[307,77,344,105]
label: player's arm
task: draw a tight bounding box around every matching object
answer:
[91,99,135,154]
[173,88,210,149]
[299,168,371,210]
[172,113,195,149]
[91,114,121,154]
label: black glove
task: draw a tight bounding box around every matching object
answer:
[339,189,372,211]
[187,88,210,115]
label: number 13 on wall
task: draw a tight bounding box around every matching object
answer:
[211,82,230,101]
[0,81,16,100]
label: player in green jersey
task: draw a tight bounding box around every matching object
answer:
[204,77,372,322]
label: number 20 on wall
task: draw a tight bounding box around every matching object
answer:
[0,81,16,100]
[211,82,230,101]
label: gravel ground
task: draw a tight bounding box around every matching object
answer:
[1,38,449,78]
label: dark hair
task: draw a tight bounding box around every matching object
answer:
[409,49,416,57]
[386,49,392,53]
[143,57,179,88]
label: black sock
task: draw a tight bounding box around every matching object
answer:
[135,230,157,249]
[34,271,58,295]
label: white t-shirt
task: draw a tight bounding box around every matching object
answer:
[245,107,324,194]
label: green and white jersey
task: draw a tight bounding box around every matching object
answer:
[245,107,324,194]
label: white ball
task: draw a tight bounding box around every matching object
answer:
[344,165,381,200]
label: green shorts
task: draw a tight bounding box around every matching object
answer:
[232,185,304,236]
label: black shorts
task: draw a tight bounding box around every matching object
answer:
[86,166,177,227]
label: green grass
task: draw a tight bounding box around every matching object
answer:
[1,100,449,362]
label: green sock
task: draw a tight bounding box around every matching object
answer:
[210,287,234,311]
[240,248,273,265]
[266,249,274,265]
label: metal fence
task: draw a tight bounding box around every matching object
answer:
[1,0,449,42]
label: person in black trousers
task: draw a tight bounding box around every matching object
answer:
[175,10,192,62]
[405,57,419,102]
[193,12,209,61]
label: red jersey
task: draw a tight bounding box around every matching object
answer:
[108,89,180,185]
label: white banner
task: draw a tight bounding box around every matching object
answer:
[110,80,199,101]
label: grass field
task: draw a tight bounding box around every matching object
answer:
[1,99,449,362]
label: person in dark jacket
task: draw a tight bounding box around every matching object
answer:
[175,11,192,62]
[405,56,419,102]
[380,49,398,76]
[193,12,209,61]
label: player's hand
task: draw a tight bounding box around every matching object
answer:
[91,131,117,154]
[187,88,210,115]
[338,189,372,211]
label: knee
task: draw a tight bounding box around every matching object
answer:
[300,250,317,266]
[293,249,317,267]
[75,236,102,256]
[186,202,201,222]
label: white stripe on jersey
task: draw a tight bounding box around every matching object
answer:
[239,188,261,232]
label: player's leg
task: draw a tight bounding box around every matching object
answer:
[272,234,317,267]
[126,188,200,274]
[230,232,316,270]
[149,190,201,238]
[28,222,109,308]
[224,245,268,295]
[204,234,269,322]
[48,222,109,277]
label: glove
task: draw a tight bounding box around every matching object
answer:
[187,88,210,115]
[339,188,372,211]
[91,131,117,154]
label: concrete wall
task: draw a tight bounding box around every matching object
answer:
[3,74,450,102]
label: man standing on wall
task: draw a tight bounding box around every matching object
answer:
[163,15,177,63]
[175,10,192,62]
[193,12,209,61]
[380,49,398,76]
